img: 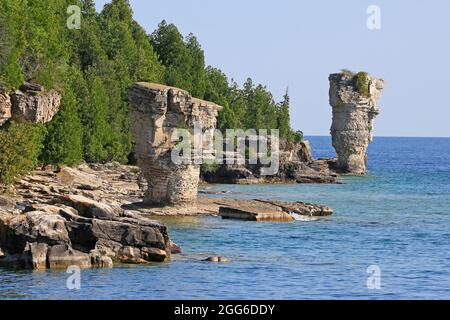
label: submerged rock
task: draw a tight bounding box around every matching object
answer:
[204,256,229,263]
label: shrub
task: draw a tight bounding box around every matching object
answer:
[355,71,371,97]
[293,130,303,143]
[0,121,45,185]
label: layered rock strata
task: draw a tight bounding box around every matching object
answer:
[0,193,171,270]
[0,82,61,126]
[329,72,384,174]
[128,82,222,206]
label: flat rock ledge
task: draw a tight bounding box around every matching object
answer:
[127,198,333,222]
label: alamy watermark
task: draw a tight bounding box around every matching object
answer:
[67,5,81,30]
[171,123,280,176]
[66,265,81,290]
[367,5,381,30]
[366,265,382,290]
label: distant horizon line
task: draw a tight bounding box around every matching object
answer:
[304,135,450,139]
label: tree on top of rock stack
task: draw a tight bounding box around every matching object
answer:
[151,20,206,98]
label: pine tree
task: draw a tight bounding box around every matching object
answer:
[186,33,206,98]
[41,85,83,165]
[0,0,26,89]
[277,88,292,141]
[151,20,194,92]
[81,70,111,162]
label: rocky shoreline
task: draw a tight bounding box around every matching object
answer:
[0,162,333,270]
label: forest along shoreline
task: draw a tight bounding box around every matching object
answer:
[0,69,383,271]
[1,2,383,271]
[0,161,334,270]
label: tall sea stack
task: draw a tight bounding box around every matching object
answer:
[329,72,384,174]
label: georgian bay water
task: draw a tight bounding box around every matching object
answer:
[1,136,450,300]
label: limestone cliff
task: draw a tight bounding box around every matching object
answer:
[329,72,384,174]
[0,82,61,126]
[128,82,222,206]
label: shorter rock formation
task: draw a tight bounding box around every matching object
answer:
[128,82,222,206]
[0,82,61,126]
[329,72,384,174]
[201,139,338,184]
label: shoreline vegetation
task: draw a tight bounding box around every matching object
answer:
[0,1,382,271]
[0,0,332,270]
[0,0,302,186]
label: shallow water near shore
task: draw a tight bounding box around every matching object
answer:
[1,136,450,300]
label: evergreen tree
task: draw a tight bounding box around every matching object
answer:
[81,70,111,162]
[41,85,83,165]
[277,88,292,141]
[151,20,193,91]
[0,0,26,89]
[0,122,45,185]
[186,33,206,98]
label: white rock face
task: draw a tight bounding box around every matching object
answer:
[329,73,384,174]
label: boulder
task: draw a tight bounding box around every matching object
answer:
[62,194,122,220]
[0,195,15,210]
[22,242,49,270]
[218,199,333,222]
[56,166,103,190]
[10,85,61,124]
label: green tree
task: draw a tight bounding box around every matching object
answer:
[80,70,111,162]
[277,88,292,141]
[0,0,26,89]
[20,0,71,89]
[0,122,45,185]
[41,86,83,165]
[151,20,193,91]
[186,33,206,98]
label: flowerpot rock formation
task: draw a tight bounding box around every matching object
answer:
[329,72,384,175]
[128,82,222,206]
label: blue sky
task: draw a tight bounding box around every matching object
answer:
[95,0,450,137]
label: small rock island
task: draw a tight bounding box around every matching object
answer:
[329,71,384,174]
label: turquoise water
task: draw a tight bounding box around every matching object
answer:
[1,136,450,300]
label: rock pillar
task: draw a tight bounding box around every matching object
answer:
[128,83,222,206]
[329,72,384,174]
